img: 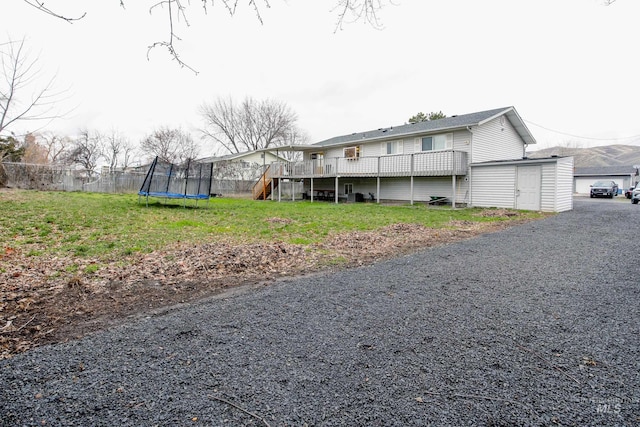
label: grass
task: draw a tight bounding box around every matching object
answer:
[0,190,545,260]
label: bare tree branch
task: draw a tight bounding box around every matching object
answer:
[22,1,391,72]
[332,0,387,32]
[1,37,71,137]
[21,0,86,23]
[146,0,200,73]
[199,97,242,154]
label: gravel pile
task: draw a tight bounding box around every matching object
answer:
[2,199,639,426]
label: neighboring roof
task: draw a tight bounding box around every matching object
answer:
[312,106,536,148]
[198,150,285,163]
[574,165,638,176]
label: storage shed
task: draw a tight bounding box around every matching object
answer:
[469,156,573,212]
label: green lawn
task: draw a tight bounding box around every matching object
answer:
[0,190,544,260]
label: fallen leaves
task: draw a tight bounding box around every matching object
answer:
[1,219,525,359]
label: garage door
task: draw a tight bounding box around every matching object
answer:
[516,166,541,210]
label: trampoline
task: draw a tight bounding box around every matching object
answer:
[138,157,214,208]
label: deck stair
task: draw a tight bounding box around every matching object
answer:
[252,165,278,200]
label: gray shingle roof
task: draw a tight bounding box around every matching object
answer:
[574,165,637,176]
[312,106,536,147]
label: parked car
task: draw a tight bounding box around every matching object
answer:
[590,180,619,198]
[632,185,640,204]
[625,186,634,199]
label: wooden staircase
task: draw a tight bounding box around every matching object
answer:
[252,165,278,200]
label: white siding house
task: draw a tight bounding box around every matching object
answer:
[199,150,287,196]
[260,106,573,212]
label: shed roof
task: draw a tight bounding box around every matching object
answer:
[312,106,536,148]
[574,165,638,176]
[470,156,571,167]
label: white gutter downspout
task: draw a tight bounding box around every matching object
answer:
[466,125,474,207]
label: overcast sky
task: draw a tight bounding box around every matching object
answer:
[3,0,640,156]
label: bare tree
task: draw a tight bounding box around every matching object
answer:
[120,138,137,169]
[1,131,70,164]
[140,126,199,164]
[199,96,300,154]
[36,131,72,163]
[277,126,309,161]
[65,129,104,177]
[103,128,134,172]
[0,37,67,137]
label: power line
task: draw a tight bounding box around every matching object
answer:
[524,120,640,142]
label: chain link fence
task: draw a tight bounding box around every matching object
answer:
[0,161,291,198]
[1,162,89,191]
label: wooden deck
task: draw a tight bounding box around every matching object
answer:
[269,151,468,179]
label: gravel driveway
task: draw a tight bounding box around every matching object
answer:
[1,199,639,426]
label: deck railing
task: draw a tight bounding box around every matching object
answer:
[270,150,467,178]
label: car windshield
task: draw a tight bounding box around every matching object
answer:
[593,181,611,187]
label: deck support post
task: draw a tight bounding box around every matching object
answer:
[410,154,414,206]
[278,177,282,202]
[310,178,314,202]
[377,157,381,204]
[410,176,414,205]
[335,176,339,204]
[452,175,456,209]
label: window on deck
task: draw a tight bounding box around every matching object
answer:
[384,140,403,155]
[419,133,453,152]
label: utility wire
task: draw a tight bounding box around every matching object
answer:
[524,120,640,142]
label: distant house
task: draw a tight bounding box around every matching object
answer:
[258,106,573,212]
[199,150,285,169]
[199,150,288,195]
[573,165,638,194]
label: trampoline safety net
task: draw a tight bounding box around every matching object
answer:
[138,157,214,207]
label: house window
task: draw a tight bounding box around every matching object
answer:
[344,146,360,159]
[385,140,403,155]
[344,183,353,194]
[420,133,452,151]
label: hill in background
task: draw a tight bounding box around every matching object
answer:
[528,144,640,168]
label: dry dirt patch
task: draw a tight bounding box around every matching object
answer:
[1,212,530,359]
